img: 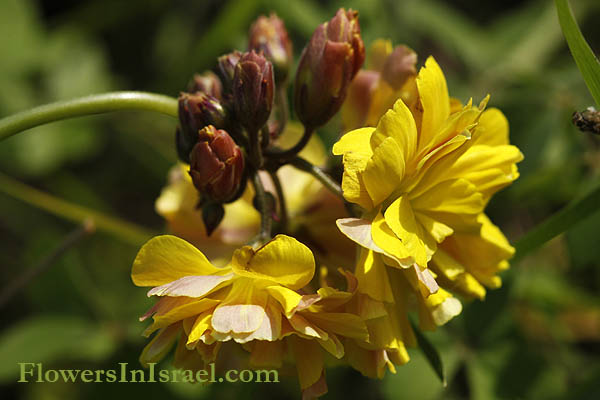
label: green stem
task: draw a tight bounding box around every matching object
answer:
[0,172,158,246]
[268,170,288,231]
[289,156,344,200]
[250,171,272,244]
[0,91,178,141]
[264,126,314,162]
[513,182,600,262]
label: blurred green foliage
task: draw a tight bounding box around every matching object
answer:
[1,0,600,399]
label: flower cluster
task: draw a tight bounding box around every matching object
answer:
[131,8,522,398]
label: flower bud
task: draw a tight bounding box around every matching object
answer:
[189,126,245,203]
[294,8,365,128]
[177,92,227,162]
[248,13,293,85]
[232,50,274,133]
[217,51,242,92]
[188,71,223,99]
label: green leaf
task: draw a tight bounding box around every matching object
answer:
[513,181,600,262]
[410,318,446,386]
[556,0,600,107]
[0,315,116,382]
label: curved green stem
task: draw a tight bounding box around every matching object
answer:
[289,156,344,200]
[0,91,178,141]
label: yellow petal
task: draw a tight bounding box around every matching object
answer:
[416,57,450,152]
[132,235,221,287]
[231,235,315,290]
[363,137,405,206]
[187,311,213,344]
[290,336,324,391]
[411,179,483,215]
[266,285,303,317]
[370,98,418,166]
[303,312,369,341]
[384,196,428,268]
[355,248,394,303]
[415,212,453,243]
[332,127,375,156]
[144,298,220,336]
[472,107,510,146]
[341,152,374,209]
[371,212,414,267]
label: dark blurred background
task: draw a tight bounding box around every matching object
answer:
[1,0,600,399]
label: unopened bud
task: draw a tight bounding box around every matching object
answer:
[217,51,242,92]
[232,51,274,133]
[381,45,417,90]
[188,71,223,99]
[177,92,227,162]
[189,126,245,203]
[294,8,365,128]
[248,13,293,85]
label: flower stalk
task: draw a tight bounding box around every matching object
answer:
[0,91,178,141]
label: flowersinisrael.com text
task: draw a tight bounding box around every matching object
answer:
[18,362,279,384]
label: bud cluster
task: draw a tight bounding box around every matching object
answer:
[173,8,365,235]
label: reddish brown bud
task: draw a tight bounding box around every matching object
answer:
[294,8,365,128]
[189,126,245,203]
[188,71,223,99]
[248,13,293,85]
[232,51,274,133]
[217,51,242,92]
[177,92,227,163]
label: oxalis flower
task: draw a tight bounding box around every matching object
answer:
[332,56,523,374]
[131,234,367,397]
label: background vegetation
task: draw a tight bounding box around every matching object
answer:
[1,0,599,399]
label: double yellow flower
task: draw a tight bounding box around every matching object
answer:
[131,41,523,397]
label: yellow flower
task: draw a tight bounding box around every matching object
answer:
[334,56,522,274]
[332,56,522,376]
[132,234,367,397]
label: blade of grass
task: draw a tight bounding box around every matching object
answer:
[513,181,600,262]
[556,0,600,107]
